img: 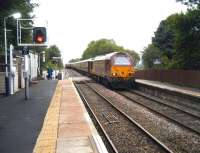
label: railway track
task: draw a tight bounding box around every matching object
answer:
[66,69,200,152]
[129,90,200,118]
[74,82,118,153]
[136,83,200,112]
[65,69,81,77]
[117,90,200,136]
[67,69,200,136]
[74,81,173,153]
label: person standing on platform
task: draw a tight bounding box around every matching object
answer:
[47,67,53,80]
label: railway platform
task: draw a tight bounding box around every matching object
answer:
[136,79,200,99]
[33,79,108,153]
[0,79,107,153]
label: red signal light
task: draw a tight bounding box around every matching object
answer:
[33,27,46,44]
[36,36,44,43]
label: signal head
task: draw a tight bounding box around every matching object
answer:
[33,27,46,44]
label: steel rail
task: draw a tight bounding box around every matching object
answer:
[84,83,174,153]
[130,90,200,119]
[118,91,200,136]
[67,69,200,135]
[74,82,119,153]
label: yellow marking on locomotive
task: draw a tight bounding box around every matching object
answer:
[111,66,135,78]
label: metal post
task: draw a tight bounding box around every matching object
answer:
[25,77,29,100]
[24,54,30,100]
[4,17,9,96]
[9,45,14,94]
[19,22,22,44]
[17,19,19,45]
[3,13,21,96]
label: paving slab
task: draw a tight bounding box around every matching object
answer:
[56,79,108,153]
[58,123,91,138]
[57,137,94,153]
[32,79,108,153]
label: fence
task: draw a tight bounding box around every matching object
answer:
[135,69,200,88]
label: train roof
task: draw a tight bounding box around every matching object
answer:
[69,58,92,64]
[68,51,130,64]
[92,52,129,61]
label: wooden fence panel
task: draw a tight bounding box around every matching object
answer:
[135,70,200,88]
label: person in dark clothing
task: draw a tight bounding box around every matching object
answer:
[47,67,53,80]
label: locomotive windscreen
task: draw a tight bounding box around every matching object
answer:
[113,56,131,65]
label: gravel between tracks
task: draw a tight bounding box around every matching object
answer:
[120,91,200,133]
[89,83,200,153]
[131,90,200,118]
[77,83,168,153]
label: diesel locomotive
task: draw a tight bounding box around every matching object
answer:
[66,52,136,87]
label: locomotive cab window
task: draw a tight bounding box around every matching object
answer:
[113,56,131,65]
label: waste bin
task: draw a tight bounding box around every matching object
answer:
[57,73,62,80]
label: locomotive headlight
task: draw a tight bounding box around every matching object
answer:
[112,72,117,76]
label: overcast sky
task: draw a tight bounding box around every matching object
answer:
[33,0,186,63]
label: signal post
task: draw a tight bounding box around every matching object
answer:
[17,19,47,100]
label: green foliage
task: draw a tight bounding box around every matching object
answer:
[44,45,63,70]
[43,60,57,70]
[82,39,140,66]
[82,39,124,59]
[142,44,162,69]
[176,0,200,8]
[68,58,81,63]
[153,13,183,59]
[144,1,200,70]
[124,50,140,66]
[151,9,200,70]
[0,0,36,19]
[174,9,200,69]
[0,0,38,54]
[45,45,61,60]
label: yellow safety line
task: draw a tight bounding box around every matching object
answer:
[33,81,62,153]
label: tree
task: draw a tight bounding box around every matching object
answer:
[68,58,81,63]
[174,9,200,69]
[82,39,124,59]
[44,45,63,69]
[152,13,181,59]
[0,0,38,54]
[142,44,162,69]
[176,0,200,8]
[152,10,200,70]
[45,45,61,60]
[142,1,200,70]
[82,39,140,66]
[124,50,140,66]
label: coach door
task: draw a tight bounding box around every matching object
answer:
[105,60,111,75]
[88,61,93,73]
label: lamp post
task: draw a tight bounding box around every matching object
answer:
[4,12,21,96]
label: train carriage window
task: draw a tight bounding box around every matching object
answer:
[114,56,131,65]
